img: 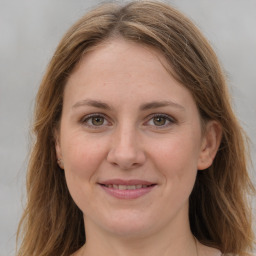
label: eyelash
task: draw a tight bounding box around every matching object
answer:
[144,113,176,128]
[80,113,176,129]
[80,113,111,129]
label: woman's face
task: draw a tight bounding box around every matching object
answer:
[56,38,215,238]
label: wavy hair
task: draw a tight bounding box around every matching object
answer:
[17,1,255,255]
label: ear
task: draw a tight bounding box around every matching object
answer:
[197,120,222,170]
[54,129,64,169]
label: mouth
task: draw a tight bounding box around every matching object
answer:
[101,184,155,190]
[98,180,156,199]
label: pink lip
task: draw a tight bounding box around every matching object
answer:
[98,179,156,200]
[99,179,154,186]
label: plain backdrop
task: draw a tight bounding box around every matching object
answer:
[0,0,255,255]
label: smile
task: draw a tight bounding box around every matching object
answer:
[102,184,152,190]
[99,180,156,199]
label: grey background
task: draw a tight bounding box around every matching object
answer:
[0,0,255,255]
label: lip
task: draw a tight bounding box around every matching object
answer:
[98,179,157,199]
[99,179,154,186]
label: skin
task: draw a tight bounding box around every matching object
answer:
[55,38,222,256]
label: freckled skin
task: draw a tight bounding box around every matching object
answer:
[56,39,220,256]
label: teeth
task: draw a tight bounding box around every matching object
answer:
[105,184,150,190]
[119,185,127,190]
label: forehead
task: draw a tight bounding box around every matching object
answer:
[63,38,197,113]
[72,38,171,78]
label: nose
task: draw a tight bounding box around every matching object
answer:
[107,126,146,170]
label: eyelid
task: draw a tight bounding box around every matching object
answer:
[80,113,112,128]
[144,113,176,128]
[79,112,176,129]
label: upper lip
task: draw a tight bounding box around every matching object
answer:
[98,179,156,186]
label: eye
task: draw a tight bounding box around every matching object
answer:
[145,114,175,128]
[90,116,105,126]
[81,114,110,128]
[152,116,168,126]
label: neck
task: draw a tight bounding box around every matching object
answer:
[81,216,197,256]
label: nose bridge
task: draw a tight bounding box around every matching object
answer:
[116,122,137,148]
[107,121,145,169]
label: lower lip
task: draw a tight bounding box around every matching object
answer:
[100,185,155,199]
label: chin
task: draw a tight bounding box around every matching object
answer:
[95,210,160,238]
[105,223,153,239]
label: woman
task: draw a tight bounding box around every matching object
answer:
[17,1,255,256]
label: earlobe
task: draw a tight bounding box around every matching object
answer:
[197,121,222,170]
[54,129,64,169]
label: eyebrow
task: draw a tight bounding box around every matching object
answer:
[72,99,185,111]
[72,99,112,110]
[140,100,185,111]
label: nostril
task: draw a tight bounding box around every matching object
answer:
[106,143,146,170]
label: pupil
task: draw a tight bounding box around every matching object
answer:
[153,117,166,126]
[92,116,104,125]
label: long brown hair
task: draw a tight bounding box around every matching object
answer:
[17,1,255,255]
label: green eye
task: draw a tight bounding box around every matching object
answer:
[91,116,105,126]
[81,114,109,128]
[146,114,175,128]
[153,116,167,126]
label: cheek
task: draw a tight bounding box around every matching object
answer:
[60,133,106,195]
[61,134,108,210]
[148,131,201,189]
[153,140,199,212]
[152,132,201,167]
[62,133,106,178]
